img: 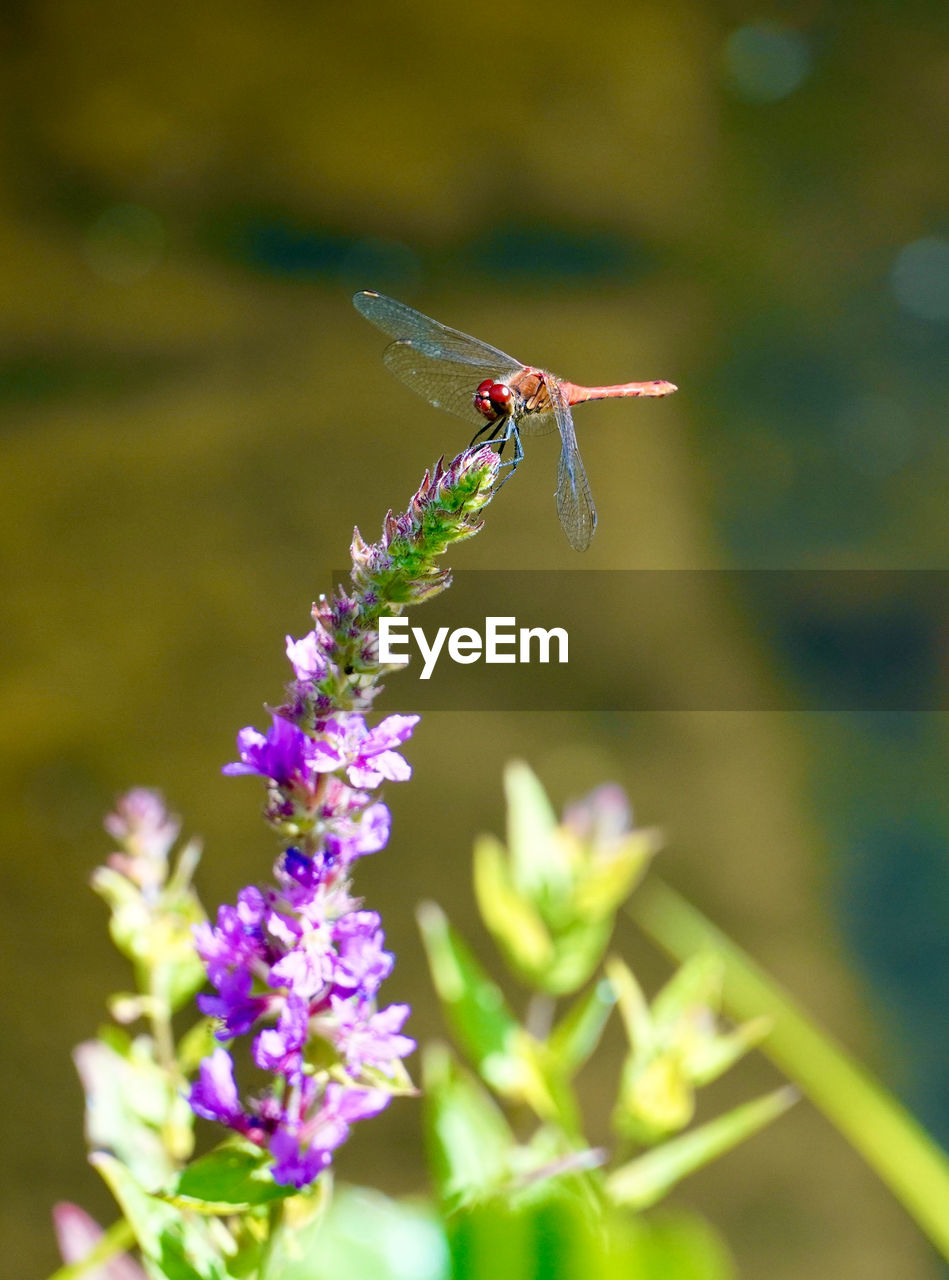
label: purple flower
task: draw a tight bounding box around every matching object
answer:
[191,830,412,1186]
[193,887,268,984]
[268,921,334,999]
[197,968,272,1040]
[190,1048,245,1128]
[285,631,327,682]
[268,1126,331,1189]
[564,783,632,851]
[329,996,415,1072]
[253,994,309,1080]
[104,789,180,890]
[184,449,503,1187]
[324,800,391,863]
[269,1083,391,1189]
[332,912,393,996]
[222,712,413,855]
[223,715,319,789]
[310,714,419,788]
[105,788,179,856]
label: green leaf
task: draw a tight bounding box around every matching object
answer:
[473,833,554,973]
[76,1037,192,1185]
[651,953,723,1029]
[92,1153,228,1280]
[607,1086,797,1209]
[423,1046,600,1209]
[632,878,949,1261]
[163,1145,294,1213]
[141,1239,212,1280]
[614,1210,735,1280]
[547,979,616,1077]
[448,1201,534,1280]
[688,1017,772,1087]
[90,866,141,918]
[613,1053,696,1143]
[448,1184,612,1278]
[416,902,519,1082]
[149,946,208,1017]
[449,1195,735,1280]
[266,1186,449,1280]
[606,958,653,1055]
[503,761,567,895]
[533,917,613,996]
[570,827,657,922]
[422,1043,518,1205]
[417,903,564,1119]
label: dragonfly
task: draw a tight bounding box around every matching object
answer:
[353,290,677,551]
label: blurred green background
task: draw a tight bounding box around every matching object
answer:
[3,2,949,1276]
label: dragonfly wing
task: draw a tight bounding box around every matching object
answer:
[516,408,559,438]
[383,339,507,427]
[549,381,597,551]
[556,435,597,551]
[354,291,522,372]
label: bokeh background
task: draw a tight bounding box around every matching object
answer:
[3,2,949,1276]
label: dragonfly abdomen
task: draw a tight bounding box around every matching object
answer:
[561,379,678,404]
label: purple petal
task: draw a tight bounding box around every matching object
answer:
[222,727,269,776]
[308,740,345,773]
[269,1126,330,1189]
[190,1048,244,1127]
[368,749,412,783]
[249,1008,302,1080]
[333,912,393,994]
[356,803,391,855]
[270,935,333,1000]
[325,1081,391,1126]
[286,631,327,681]
[331,997,415,1069]
[223,717,315,786]
[361,714,419,753]
[324,713,362,740]
[253,999,306,1079]
[104,789,179,864]
[346,762,385,789]
[198,969,270,1039]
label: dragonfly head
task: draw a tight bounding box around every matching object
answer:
[474,379,514,422]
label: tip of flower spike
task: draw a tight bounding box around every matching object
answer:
[465,444,501,473]
[351,526,370,564]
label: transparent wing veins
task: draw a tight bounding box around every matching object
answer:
[549,379,597,551]
[382,340,510,427]
[354,291,522,371]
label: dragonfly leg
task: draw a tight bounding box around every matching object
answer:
[469,421,495,448]
[469,417,510,450]
[468,416,521,487]
[494,420,523,490]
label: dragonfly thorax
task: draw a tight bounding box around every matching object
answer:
[473,378,518,422]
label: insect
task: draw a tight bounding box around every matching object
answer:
[353,290,677,551]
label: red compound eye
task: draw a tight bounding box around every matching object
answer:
[473,381,496,420]
[490,383,512,408]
